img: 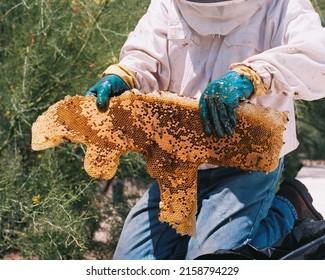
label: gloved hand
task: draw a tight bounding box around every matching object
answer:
[199,71,254,137]
[85,74,129,111]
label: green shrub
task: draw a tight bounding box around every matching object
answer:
[0,0,150,259]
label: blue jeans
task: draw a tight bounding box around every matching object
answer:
[113,160,298,259]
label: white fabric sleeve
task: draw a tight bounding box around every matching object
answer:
[117,0,171,92]
[238,0,325,101]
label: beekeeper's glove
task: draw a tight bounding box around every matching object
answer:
[86,75,129,111]
[199,65,267,137]
[85,64,138,111]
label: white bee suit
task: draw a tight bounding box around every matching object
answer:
[115,0,325,158]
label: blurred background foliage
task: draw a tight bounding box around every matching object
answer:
[0,0,324,259]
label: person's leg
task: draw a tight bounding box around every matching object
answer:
[186,161,287,259]
[114,160,298,259]
[250,177,324,248]
[249,195,297,248]
[113,181,190,260]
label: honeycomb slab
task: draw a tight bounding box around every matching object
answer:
[31,90,288,236]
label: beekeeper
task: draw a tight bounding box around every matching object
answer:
[86,0,325,259]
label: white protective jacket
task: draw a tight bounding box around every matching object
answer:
[112,0,325,158]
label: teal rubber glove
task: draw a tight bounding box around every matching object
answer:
[85,74,129,111]
[199,71,254,137]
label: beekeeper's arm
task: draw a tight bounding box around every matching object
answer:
[233,0,325,102]
[86,0,170,110]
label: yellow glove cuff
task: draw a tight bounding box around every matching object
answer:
[231,65,268,98]
[102,64,139,89]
